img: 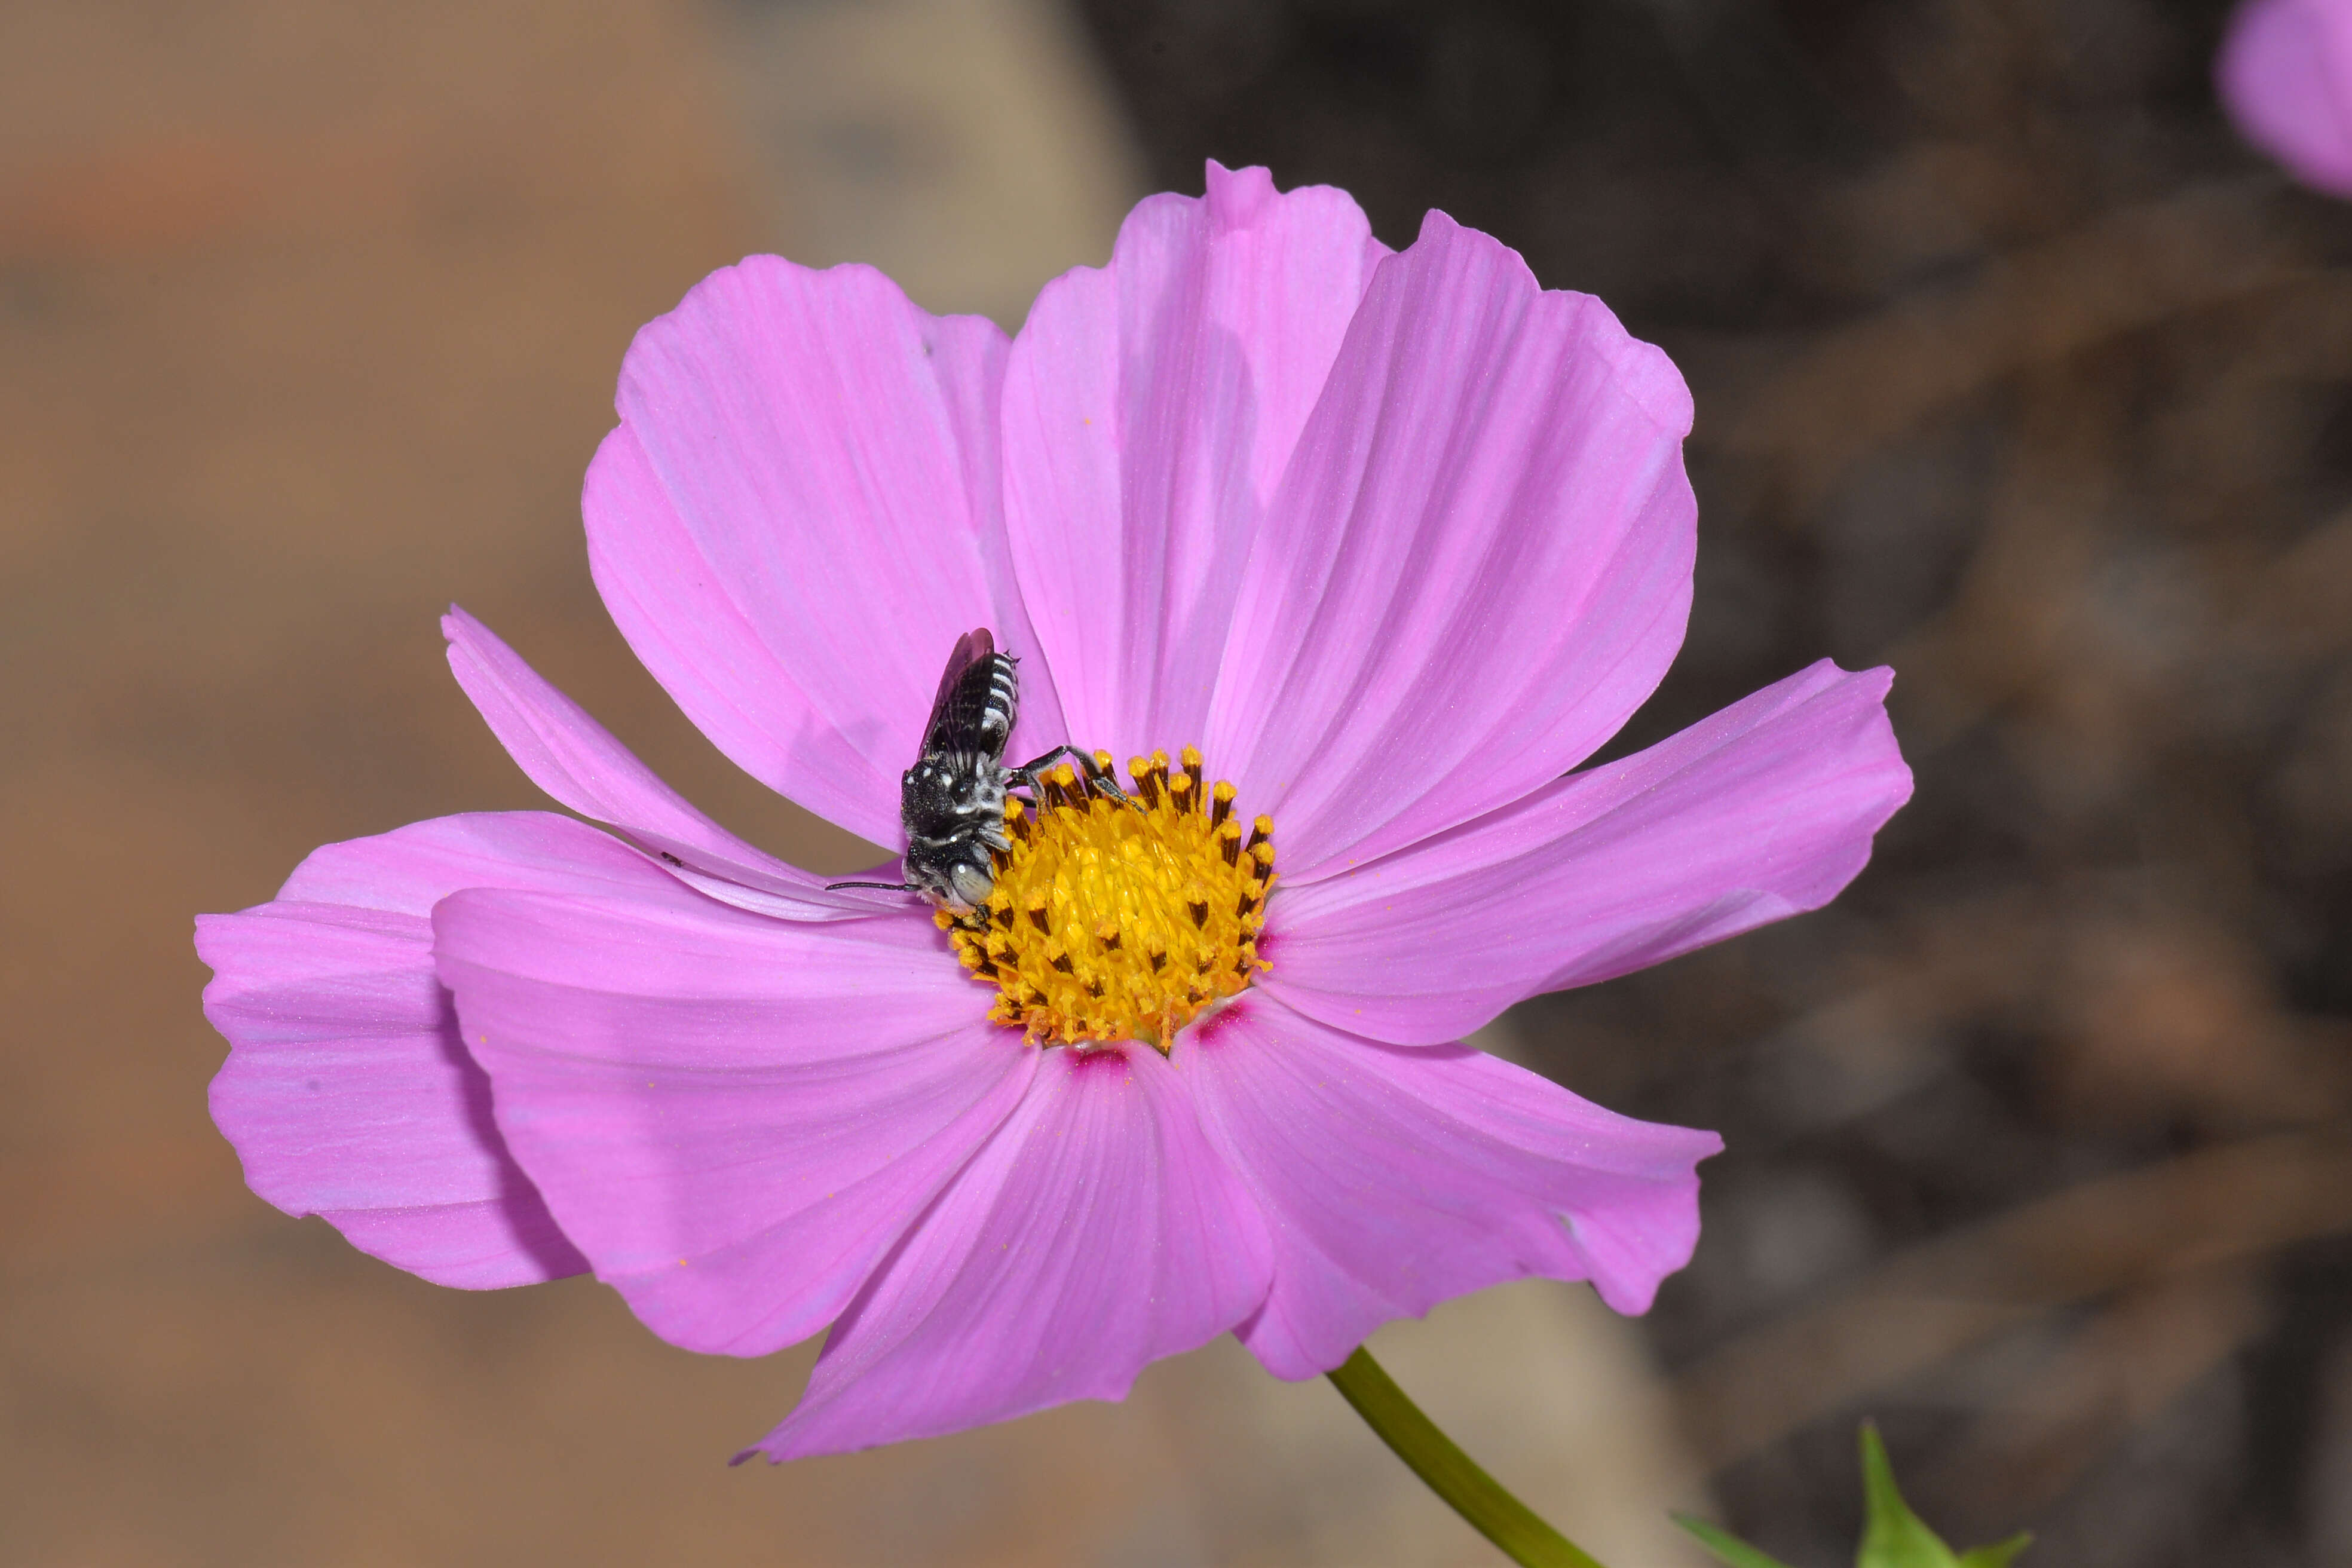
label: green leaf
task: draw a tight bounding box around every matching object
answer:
[1673,1512,1802,1568]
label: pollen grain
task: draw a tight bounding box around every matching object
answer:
[940,747,1273,1053]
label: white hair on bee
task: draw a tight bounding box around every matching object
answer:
[825,627,1132,912]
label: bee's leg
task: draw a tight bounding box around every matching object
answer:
[1074,751,1136,806]
[1006,743,1082,788]
[1009,745,1139,809]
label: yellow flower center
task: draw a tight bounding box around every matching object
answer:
[939,745,1275,1052]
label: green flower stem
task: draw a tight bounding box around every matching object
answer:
[1325,1346,1609,1568]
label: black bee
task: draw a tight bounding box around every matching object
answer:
[828,628,1128,912]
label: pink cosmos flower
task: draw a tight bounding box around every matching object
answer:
[197,164,1911,1462]
[2219,0,2352,197]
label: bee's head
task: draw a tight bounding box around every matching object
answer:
[945,857,995,910]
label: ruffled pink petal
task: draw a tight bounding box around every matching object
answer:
[1264,661,1910,1046]
[1206,209,1697,881]
[744,1045,1273,1461]
[589,261,1064,846]
[434,883,1030,1358]
[198,811,675,1288]
[1000,163,1389,760]
[443,606,884,921]
[2220,0,2352,198]
[1183,993,1719,1380]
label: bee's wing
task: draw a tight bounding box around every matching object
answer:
[921,627,1006,753]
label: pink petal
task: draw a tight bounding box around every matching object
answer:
[745,1045,1273,1460]
[1264,662,1911,1046]
[2220,0,2352,198]
[1000,163,1389,760]
[1206,209,1698,880]
[198,811,677,1288]
[1183,994,1719,1380]
[443,606,882,921]
[589,260,1064,846]
[434,883,1030,1358]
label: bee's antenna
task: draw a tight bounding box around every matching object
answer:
[826,879,919,894]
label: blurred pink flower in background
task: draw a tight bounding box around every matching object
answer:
[2220,0,2352,195]
[197,164,1911,1460]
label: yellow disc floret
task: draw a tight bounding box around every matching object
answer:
[938,745,1275,1052]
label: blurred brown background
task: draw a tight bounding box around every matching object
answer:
[4,0,2347,1563]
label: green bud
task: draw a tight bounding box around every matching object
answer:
[1673,1423,2033,1568]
